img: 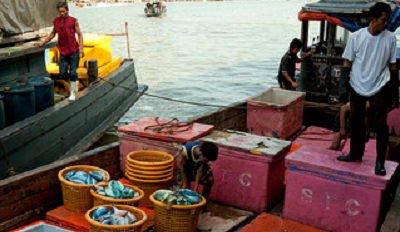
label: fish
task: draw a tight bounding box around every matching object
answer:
[105,186,114,198]
[89,171,106,182]
[86,176,98,185]
[181,189,202,204]
[154,190,173,201]
[101,219,112,225]
[64,170,76,180]
[109,180,124,191]
[125,212,137,224]
[92,206,109,220]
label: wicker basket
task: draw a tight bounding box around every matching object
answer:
[150,194,206,232]
[126,169,173,180]
[85,205,147,232]
[126,162,174,172]
[127,165,174,176]
[128,176,173,208]
[90,183,144,207]
[127,151,174,167]
[58,165,110,212]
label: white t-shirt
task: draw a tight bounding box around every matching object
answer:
[343,27,397,97]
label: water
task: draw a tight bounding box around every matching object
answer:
[71,0,321,122]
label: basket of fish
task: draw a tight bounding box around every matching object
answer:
[127,151,174,167]
[150,189,206,232]
[128,176,173,208]
[85,205,147,232]
[91,180,144,207]
[58,165,110,212]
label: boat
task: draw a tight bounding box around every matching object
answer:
[297,0,400,104]
[0,0,147,180]
[144,2,167,17]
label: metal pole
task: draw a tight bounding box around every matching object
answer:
[125,22,131,60]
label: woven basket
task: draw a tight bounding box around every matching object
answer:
[126,162,174,172]
[58,165,110,212]
[127,151,174,167]
[126,169,173,180]
[85,205,147,232]
[127,165,174,176]
[150,194,206,232]
[90,183,144,207]
[128,176,173,208]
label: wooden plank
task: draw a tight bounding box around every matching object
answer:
[381,183,400,232]
[0,32,47,45]
[0,41,57,61]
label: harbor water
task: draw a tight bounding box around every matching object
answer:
[71,0,398,123]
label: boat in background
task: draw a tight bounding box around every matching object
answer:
[0,0,147,180]
[144,2,167,17]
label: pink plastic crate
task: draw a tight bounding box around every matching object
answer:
[293,126,345,150]
[247,88,306,140]
[283,146,398,232]
[341,139,389,160]
[388,101,400,136]
[200,130,291,212]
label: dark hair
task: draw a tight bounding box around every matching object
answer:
[290,38,303,49]
[57,2,69,10]
[370,2,391,19]
[200,142,218,161]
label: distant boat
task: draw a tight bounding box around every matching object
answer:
[144,2,167,17]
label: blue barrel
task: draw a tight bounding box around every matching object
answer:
[19,77,54,113]
[0,83,35,126]
[0,95,5,130]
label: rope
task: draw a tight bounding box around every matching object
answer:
[99,79,341,111]
[144,117,193,134]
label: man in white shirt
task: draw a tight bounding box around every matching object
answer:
[337,2,398,176]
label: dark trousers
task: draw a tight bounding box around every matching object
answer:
[59,52,80,82]
[349,83,390,159]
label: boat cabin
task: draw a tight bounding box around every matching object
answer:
[298,0,397,103]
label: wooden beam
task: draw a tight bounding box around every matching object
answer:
[0,31,48,46]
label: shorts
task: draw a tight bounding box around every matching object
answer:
[178,164,214,186]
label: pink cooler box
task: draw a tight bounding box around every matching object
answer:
[341,139,389,160]
[283,146,398,232]
[118,117,214,174]
[293,126,345,149]
[200,130,291,212]
[388,99,400,136]
[247,88,306,140]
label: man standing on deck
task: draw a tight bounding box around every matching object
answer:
[336,2,399,176]
[34,2,84,101]
[277,38,312,90]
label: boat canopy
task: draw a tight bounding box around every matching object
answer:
[0,0,61,36]
[299,0,400,32]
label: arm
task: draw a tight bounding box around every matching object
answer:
[180,152,189,189]
[75,21,84,58]
[282,72,298,88]
[344,59,352,68]
[34,27,56,47]
[193,163,205,193]
[297,52,312,62]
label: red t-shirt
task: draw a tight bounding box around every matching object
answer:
[53,16,79,56]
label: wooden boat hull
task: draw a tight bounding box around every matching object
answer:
[0,60,148,179]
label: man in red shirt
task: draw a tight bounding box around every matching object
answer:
[34,2,84,101]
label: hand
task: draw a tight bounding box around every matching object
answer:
[306,51,313,56]
[291,82,300,89]
[33,42,44,47]
[182,184,188,189]
[340,127,347,138]
[79,49,85,58]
